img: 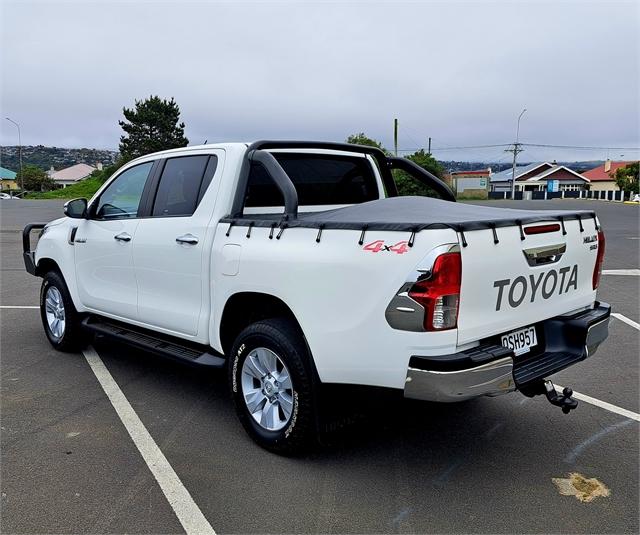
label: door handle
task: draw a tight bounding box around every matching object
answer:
[114,232,132,242]
[522,243,566,266]
[176,233,199,245]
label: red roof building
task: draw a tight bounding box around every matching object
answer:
[582,160,631,190]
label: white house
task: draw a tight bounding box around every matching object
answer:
[48,163,99,188]
[490,162,589,192]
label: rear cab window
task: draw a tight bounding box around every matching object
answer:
[151,155,218,217]
[244,152,382,213]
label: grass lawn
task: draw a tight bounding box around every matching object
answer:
[27,177,104,199]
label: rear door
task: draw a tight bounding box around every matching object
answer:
[133,152,221,337]
[457,218,600,346]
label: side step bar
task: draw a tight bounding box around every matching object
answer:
[81,316,225,368]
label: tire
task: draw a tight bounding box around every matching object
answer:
[40,270,85,352]
[229,318,316,455]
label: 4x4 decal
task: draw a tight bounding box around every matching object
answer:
[362,240,410,254]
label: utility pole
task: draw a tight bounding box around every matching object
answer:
[505,142,524,199]
[393,118,398,156]
[427,137,432,155]
[5,117,23,192]
[507,108,527,199]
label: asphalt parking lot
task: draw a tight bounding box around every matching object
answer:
[1,199,638,534]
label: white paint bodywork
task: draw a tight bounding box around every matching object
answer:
[34,143,600,391]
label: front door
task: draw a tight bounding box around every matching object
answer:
[133,153,220,337]
[74,161,154,320]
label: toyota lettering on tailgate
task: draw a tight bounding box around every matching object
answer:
[493,265,578,311]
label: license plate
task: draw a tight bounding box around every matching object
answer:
[501,326,537,356]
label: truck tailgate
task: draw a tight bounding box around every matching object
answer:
[457,217,600,346]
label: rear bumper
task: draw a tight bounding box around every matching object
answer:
[404,302,611,402]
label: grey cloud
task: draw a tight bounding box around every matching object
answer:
[1,0,638,162]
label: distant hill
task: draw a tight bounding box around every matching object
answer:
[0,145,118,172]
[441,160,604,174]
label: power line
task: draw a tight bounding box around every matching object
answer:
[397,143,510,153]
[522,143,640,151]
[430,143,512,151]
[398,142,640,154]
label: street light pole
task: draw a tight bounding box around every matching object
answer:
[509,108,527,199]
[5,117,24,192]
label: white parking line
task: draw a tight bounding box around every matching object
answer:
[612,312,640,331]
[0,305,39,309]
[602,269,640,276]
[555,385,640,423]
[82,346,216,535]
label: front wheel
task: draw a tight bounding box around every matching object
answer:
[40,270,85,352]
[229,318,316,455]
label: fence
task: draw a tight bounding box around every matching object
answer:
[487,190,634,201]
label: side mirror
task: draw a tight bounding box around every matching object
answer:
[64,198,88,219]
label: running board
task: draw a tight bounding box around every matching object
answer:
[81,316,225,368]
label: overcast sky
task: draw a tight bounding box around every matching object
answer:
[1,0,639,162]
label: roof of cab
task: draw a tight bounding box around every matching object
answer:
[124,143,250,166]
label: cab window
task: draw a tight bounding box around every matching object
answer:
[94,162,153,220]
[151,155,216,217]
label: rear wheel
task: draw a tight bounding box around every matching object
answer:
[40,271,85,352]
[229,318,316,454]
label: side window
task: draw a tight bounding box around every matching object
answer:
[151,155,216,217]
[94,162,153,220]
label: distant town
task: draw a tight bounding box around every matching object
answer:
[1,145,118,171]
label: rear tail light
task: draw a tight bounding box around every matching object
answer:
[592,230,605,290]
[409,252,462,331]
[524,223,561,235]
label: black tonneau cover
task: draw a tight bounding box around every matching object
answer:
[222,196,597,235]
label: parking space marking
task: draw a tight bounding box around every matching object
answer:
[0,305,39,309]
[603,269,640,276]
[555,385,640,422]
[82,346,216,535]
[612,312,640,331]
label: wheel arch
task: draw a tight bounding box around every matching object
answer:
[35,256,83,313]
[35,257,62,277]
[219,292,308,357]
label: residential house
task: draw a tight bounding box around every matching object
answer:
[581,160,631,191]
[490,162,588,192]
[0,166,18,190]
[48,163,98,188]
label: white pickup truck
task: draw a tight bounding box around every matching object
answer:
[23,141,610,453]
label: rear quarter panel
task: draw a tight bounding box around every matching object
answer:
[212,224,460,390]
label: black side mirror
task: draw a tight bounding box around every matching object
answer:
[64,198,88,219]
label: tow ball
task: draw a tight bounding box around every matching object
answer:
[542,380,578,414]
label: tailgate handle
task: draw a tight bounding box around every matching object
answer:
[523,243,566,266]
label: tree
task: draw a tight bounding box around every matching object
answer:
[16,164,55,191]
[613,162,639,193]
[394,149,446,197]
[345,133,447,197]
[346,133,387,153]
[118,96,189,160]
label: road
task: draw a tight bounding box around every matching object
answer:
[1,199,638,534]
